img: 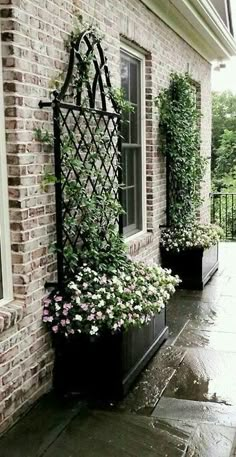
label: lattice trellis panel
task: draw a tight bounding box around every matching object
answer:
[39,30,121,286]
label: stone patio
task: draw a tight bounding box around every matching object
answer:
[1,242,236,456]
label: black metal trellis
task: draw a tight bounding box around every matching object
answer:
[39,30,122,287]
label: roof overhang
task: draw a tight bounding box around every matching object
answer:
[142,0,236,62]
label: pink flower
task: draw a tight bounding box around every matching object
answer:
[96,311,103,320]
[43,309,49,315]
[63,303,72,310]
[55,296,63,302]
[52,325,59,333]
[42,316,48,322]
[60,319,66,326]
[124,287,131,293]
[80,303,88,311]
[62,309,68,316]
[66,319,70,324]
[87,314,95,321]
[43,299,51,306]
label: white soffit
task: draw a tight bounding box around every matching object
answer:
[142,0,236,62]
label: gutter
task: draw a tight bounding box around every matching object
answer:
[142,0,236,61]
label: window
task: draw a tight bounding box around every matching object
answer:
[0,37,13,304]
[120,46,146,237]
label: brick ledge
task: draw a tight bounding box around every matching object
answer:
[0,301,25,333]
[128,231,154,257]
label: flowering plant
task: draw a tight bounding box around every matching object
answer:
[160,224,224,252]
[43,262,179,337]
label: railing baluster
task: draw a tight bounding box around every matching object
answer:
[211,192,236,241]
[213,193,215,222]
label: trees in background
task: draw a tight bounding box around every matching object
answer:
[212,91,236,191]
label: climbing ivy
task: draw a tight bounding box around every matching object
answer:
[155,73,207,227]
[35,22,135,277]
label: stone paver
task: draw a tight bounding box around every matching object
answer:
[1,242,236,456]
[42,411,192,457]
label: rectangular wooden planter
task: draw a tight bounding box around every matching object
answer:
[53,308,168,401]
[160,242,219,290]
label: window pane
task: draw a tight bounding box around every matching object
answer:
[122,190,128,228]
[121,58,129,99]
[121,148,127,186]
[121,58,130,143]
[131,107,138,144]
[120,49,143,235]
[127,187,135,226]
[130,62,138,104]
[127,150,134,186]
[121,111,129,144]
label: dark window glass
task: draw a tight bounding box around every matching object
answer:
[120,50,143,236]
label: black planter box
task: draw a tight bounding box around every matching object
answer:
[160,242,219,290]
[53,309,168,401]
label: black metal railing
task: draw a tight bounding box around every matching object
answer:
[211,192,236,240]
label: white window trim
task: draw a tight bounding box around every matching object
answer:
[120,42,147,242]
[0,36,13,305]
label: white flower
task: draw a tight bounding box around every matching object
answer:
[90,325,99,335]
[112,276,120,284]
[74,315,83,321]
[68,282,77,290]
[134,305,142,311]
[98,299,105,308]
[76,296,80,304]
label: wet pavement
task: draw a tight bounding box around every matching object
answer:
[1,242,236,456]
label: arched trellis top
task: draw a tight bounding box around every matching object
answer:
[38,29,122,288]
[55,30,118,113]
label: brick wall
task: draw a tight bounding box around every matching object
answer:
[0,0,211,434]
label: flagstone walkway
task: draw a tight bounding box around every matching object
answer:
[1,242,236,456]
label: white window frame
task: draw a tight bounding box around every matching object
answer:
[120,42,147,241]
[0,36,13,305]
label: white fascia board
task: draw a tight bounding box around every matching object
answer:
[142,0,236,62]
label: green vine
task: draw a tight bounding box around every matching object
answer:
[155,73,207,227]
[35,24,135,278]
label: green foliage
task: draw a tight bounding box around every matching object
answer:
[36,22,138,278]
[34,128,53,144]
[108,87,134,114]
[155,72,206,227]
[41,25,180,335]
[214,129,236,178]
[37,128,128,276]
[212,92,236,192]
[64,14,103,51]
[212,91,236,168]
